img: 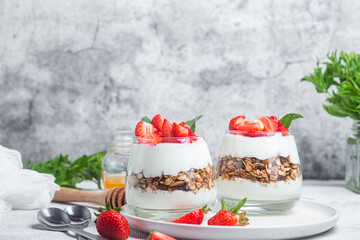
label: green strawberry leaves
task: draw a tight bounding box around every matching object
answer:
[228,197,247,214]
[220,197,247,214]
[280,113,304,128]
[219,198,249,226]
[95,203,121,217]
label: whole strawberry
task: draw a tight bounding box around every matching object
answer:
[208,198,249,226]
[95,204,130,240]
[171,205,210,225]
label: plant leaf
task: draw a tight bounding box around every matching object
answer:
[140,116,152,123]
[185,115,203,133]
[31,151,106,190]
[280,113,304,128]
[302,51,360,120]
[23,160,31,169]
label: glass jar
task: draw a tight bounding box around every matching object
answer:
[345,120,360,193]
[102,131,133,190]
[125,135,216,220]
[216,130,302,214]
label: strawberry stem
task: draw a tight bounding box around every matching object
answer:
[220,198,227,211]
[201,204,211,214]
[147,230,156,240]
[228,197,247,214]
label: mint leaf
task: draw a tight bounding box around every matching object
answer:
[185,115,203,133]
[280,113,304,128]
[140,116,152,123]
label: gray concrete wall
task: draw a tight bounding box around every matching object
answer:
[0,0,356,179]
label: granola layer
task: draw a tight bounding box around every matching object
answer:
[128,163,216,193]
[216,155,300,183]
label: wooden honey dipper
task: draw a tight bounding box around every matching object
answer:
[52,186,127,208]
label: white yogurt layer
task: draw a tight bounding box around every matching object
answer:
[129,137,212,178]
[218,133,300,163]
[217,177,302,201]
[126,188,217,210]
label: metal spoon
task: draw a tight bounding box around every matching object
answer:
[64,206,92,228]
[37,208,105,240]
[64,206,92,240]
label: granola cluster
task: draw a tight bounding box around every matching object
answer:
[128,164,216,193]
[216,155,300,183]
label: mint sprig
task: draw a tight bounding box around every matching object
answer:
[185,115,203,133]
[280,113,304,128]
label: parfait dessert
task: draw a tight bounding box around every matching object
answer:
[126,114,216,218]
[216,114,302,213]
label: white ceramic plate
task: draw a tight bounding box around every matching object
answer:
[121,199,339,239]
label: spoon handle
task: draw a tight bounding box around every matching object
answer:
[70,228,107,240]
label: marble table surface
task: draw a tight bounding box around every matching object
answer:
[0,180,359,240]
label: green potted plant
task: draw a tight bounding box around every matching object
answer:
[302,51,360,193]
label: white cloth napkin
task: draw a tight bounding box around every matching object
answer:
[0,144,60,211]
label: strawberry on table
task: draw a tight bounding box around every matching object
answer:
[95,204,130,240]
[208,198,249,226]
[135,121,162,144]
[171,205,210,225]
[148,230,177,240]
[152,114,164,132]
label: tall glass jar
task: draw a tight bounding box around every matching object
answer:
[102,131,133,190]
[216,130,302,214]
[125,135,216,220]
[345,120,360,193]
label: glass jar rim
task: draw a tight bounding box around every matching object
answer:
[134,134,204,140]
[227,130,294,136]
[110,130,134,147]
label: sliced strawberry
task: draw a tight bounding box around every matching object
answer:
[269,116,286,132]
[135,121,162,144]
[279,126,288,132]
[179,122,187,128]
[171,206,210,225]
[236,120,263,132]
[151,114,164,131]
[258,116,278,132]
[148,230,177,240]
[178,122,197,142]
[179,122,197,136]
[172,123,189,137]
[229,116,249,130]
[279,126,289,136]
[161,119,173,138]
